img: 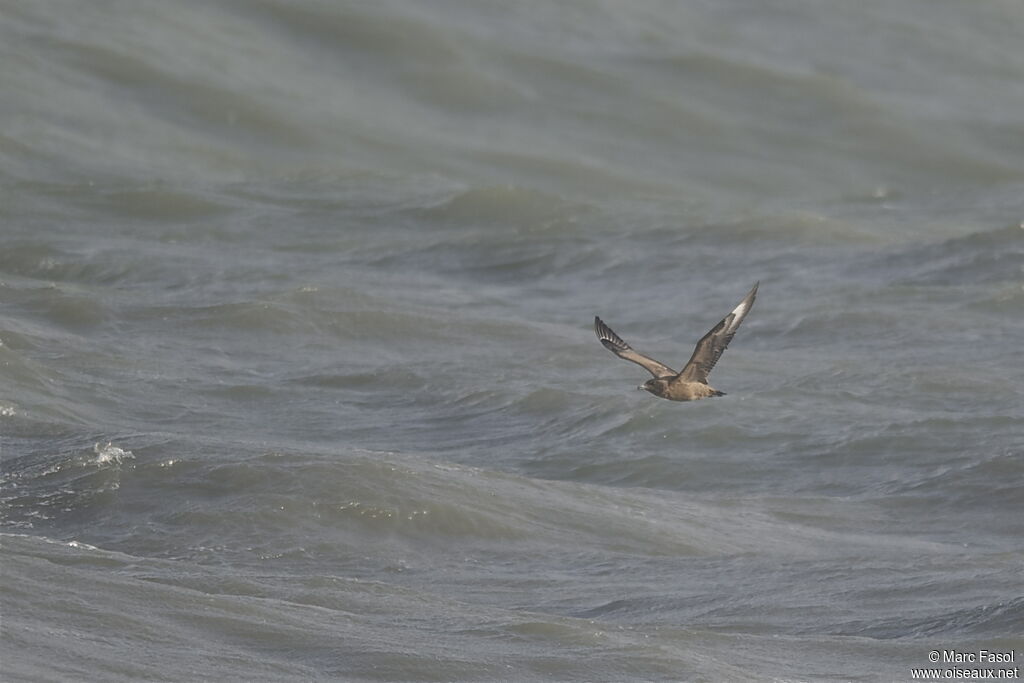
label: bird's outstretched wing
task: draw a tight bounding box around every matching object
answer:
[594,316,676,379]
[674,282,758,385]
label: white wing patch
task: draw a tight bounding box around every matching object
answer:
[726,287,757,333]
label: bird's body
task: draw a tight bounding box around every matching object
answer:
[639,377,724,401]
[594,282,758,401]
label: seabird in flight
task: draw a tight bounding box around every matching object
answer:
[594,282,758,401]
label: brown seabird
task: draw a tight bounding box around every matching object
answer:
[594,282,758,401]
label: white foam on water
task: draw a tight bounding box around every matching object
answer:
[92,442,134,466]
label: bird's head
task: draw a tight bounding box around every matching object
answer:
[639,378,669,395]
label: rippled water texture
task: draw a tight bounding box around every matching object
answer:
[2,1,1023,681]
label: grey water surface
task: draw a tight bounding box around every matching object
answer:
[2,1,1023,681]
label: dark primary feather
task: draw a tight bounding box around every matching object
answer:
[594,316,676,379]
